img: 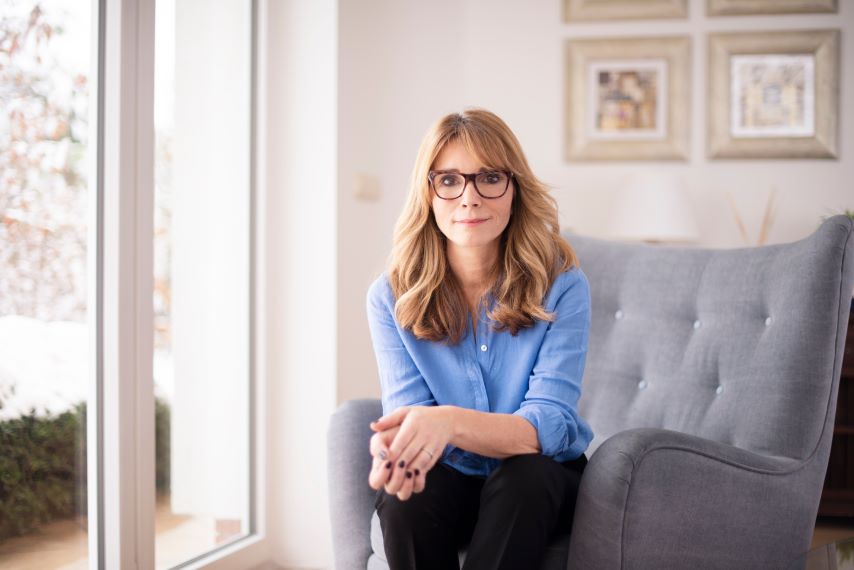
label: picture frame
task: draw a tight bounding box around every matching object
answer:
[707,0,836,16]
[708,30,839,159]
[565,36,691,161]
[565,0,688,21]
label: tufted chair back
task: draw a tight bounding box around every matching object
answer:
[567,216,852,462]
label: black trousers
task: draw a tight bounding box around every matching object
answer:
[375,452,588,570]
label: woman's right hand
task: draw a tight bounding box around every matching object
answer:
[369,425,400,491]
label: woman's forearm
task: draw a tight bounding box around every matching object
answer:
[443,405,540,459]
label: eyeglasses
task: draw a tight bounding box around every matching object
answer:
[428,170,514,200]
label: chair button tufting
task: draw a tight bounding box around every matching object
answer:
[765,317,772,327]
[638,379,648,390]
[716,385,724,395]
[615,309,624,320]
[693,319,701,329]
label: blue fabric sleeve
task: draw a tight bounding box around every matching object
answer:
[366,277,437,413]
[512,269,591,458]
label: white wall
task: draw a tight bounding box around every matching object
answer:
[336,0,464,403]
[266,0,337,567]
[337,0,854,404]
[455,0,853,244]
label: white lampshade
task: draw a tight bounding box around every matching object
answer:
[607,173,700,244]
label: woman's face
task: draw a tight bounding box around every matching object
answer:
[430,140,514,253]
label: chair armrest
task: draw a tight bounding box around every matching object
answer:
[567,427,818,570]
[327,398,383,570]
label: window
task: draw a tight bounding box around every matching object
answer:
[153,1,254,566]
[0,1,93,565]
[0,1,262,567]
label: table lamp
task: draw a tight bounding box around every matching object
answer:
[606,173,700,245]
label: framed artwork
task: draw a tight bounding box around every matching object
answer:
[708,30,839,159]
[565,0,688,21]
[708,0,836,16]
[565,36,691,161]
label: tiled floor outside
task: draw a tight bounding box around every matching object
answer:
[0,495,219,570]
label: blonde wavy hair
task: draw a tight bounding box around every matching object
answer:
[387,108,578,345]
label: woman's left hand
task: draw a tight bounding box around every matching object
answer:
[370,406,455,498]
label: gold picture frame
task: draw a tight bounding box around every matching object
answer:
[565,36,691,161]
[708,0,836,16]
[708,30,839,159]
[565,0,688,21]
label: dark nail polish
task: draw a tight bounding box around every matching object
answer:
[398,460,405,468]
[406,471,412,479]
[414,469,420,476]
[385,461,392,469]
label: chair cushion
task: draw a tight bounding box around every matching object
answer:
[369,510,384,563]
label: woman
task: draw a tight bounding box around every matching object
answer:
[365,108,594,569]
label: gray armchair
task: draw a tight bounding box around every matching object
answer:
[328,215,854,569]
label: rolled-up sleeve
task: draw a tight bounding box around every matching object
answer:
[366,277,436,415]
[513,269,591,458]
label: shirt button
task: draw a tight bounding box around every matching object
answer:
[638,379,648,390]
[615,309,624,320]
[693,319,701,329]
[765,317,772,327]
[480,344,487,352]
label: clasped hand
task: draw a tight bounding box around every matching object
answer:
[368,406,455,501]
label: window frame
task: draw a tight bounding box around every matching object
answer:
[90,0,268,568]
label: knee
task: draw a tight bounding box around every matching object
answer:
[375,488,440,530]
[482,454,561,504]
[497,453,560,481]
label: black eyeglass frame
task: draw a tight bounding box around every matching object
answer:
[427,170,514,200]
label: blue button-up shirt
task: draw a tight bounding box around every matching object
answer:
[366,266,594,478]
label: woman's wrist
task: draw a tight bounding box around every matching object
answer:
[441,405,479,451]
[436,405,461,443]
